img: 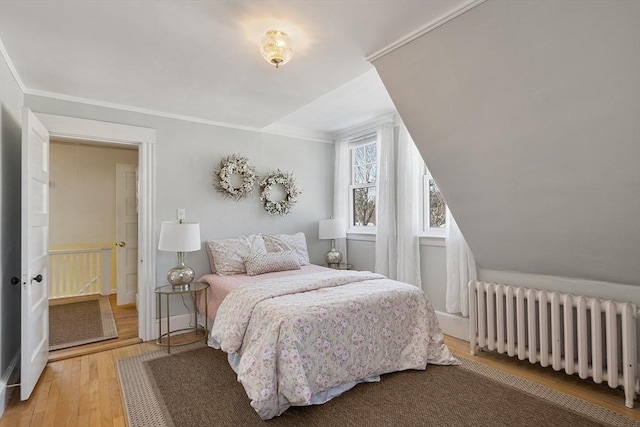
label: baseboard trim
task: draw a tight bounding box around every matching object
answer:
[155,313,199,339]
[0,350,20,418]
[436,310,470,343]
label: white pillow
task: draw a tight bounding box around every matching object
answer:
[243,250,301,276]
[262,232,310,265]
[207,234,266,276]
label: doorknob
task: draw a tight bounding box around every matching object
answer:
[117,241,126,247]
[11,276,20,286]
[32,274,43,283]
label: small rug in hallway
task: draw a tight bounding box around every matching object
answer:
[49,296,118,351]
[117,342,638,427]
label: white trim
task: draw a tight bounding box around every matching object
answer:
[346,234,445,247]
[435,311,470,342]
[0,38,26,92]
[155,313,200,337]
[335,114,397,141]
[366,0,487,63]
[260,123,334,144]
[35,113,157,342]
[0,350,20,418]
[419,235,445,247]
[24,88,334,144]
[36,114,156,144]
[346,233,376,242]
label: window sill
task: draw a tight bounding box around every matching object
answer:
[418,235,445,247]
[346,233,445,247]
[346,232,376,242]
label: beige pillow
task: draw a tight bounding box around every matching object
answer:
[244,250,301,276]
[262,232,310,265]
[207,234,266,276]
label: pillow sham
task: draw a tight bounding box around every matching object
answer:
[243,250,301,276]
[207,234,266,276]
[262,232,310,266]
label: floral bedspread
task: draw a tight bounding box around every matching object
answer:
[210,270,457,420]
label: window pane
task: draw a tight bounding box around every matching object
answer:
[429,179,446,228]
[353,142,377,184]
[354,164,376,184]
[352,187,376,227]
[368,163,377,183]
[353,145,366,166]
[365,142,376,164]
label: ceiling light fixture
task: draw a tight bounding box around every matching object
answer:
[260,30,293,69]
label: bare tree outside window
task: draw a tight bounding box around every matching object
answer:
[429,178,446,228]
[351,142,377,227]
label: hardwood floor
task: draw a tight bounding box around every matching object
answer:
[1,335,638,426]
[48,294,140,363]
[445,336,639,421]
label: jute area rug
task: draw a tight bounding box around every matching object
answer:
[49,296,118,351]
[117,342,638,427]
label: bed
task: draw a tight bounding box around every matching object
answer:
[195,232,457,420]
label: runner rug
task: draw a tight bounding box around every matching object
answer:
[49,296,118,351]
[117,342,638,427]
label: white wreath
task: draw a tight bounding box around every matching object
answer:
[259,170,301,215]
[213,154,257,201]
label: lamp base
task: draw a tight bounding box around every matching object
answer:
[167,265,195,287]
[325,248,343,267]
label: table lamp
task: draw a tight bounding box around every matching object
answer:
[158,220,201,287]
[319,218,346,267]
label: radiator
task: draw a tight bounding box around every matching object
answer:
[468,281,639,408]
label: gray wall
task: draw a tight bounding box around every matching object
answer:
[373,0,640,288]
[0,52,23,406]
[24,95,335,314]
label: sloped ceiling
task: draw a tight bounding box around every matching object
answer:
[374,0,640,286]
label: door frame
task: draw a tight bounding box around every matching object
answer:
[36,113,157,341]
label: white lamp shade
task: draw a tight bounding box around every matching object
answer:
[319,219,346,240]
[158,221,201,252]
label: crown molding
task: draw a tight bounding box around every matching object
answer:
[366,0,487,63]
[259,123,335,144]
[335,114,397,141]
[0,37,26,92]
[23,88,336,144]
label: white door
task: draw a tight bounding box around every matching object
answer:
[116,163,138,305]
[20,108,50,400]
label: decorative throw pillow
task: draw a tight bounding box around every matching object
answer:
[207,234,266,276]
[262,232,310,265]
[205,242,218,273]
[243,250,301,276]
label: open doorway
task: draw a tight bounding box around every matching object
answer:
[47,138,140,359]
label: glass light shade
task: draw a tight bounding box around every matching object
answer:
[158,221,201,252]
[319,219,346,240]
[260,30,294,68]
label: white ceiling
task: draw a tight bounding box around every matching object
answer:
[0,0,467,139]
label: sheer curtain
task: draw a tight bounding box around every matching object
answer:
[445,209,477,316]
[375,122,422,288]
[395,125,423,287]
[374,122,396,279]
[332,136,350,263]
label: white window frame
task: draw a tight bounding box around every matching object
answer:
[348,135,377,234]
[422,170,446,238]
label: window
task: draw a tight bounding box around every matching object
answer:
[423,169,446,233]
[343,128,446,236]
[349,136,377,230]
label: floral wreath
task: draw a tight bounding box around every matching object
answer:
[259,170,301,215]
[213,154,257,201]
